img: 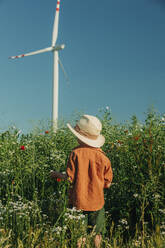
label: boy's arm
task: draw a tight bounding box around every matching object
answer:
[50,171,68,180]
[50,151,76,182]
[66,151,76,183]
[104,160,113,188]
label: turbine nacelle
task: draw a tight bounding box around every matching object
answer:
[52,44,65,51]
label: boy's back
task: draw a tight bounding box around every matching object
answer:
[67,145,113,211]
[50,114,113,247]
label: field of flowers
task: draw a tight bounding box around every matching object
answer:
[0,109,165,247]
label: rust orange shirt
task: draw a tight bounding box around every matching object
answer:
[66,145,113,211]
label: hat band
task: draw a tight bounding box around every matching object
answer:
[74,125,98,140]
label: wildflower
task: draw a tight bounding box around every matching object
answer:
[63,225,67,230]
[53,226,62,234]
[57,178,62,182]
[20,145,25,150]
[45,130,49,134]
[114,142,121,147]
[159,209,165,215]
[133,240,141,247]
[68,214,74,219]
[134,136,140,141]
[119,219,128,225]
[153,194,161,200]
[133,193,139,198]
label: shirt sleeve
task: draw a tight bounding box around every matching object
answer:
[104,159,113,188]
[66,151,77,183]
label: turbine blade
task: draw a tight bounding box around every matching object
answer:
[52,0,61,47]
[9,47,52,59]
[58,57,69,84]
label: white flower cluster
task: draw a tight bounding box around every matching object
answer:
[132,236,142,247]
[49,150,66,164]
[64,212,85,220]
[51,208,86,237]
[53,226,62,235]
[133,193,139,198]
[66,207,81,213]
[128,132,133,136]
[153,193,161,200]
[0,196,42,223]
[159,209,165,215]
[118,218,129,230]
[119,218,128,225]
[160,222,165,235]
[64,207,85,221]
[52,225,67,236]
[114,142,121,147]
[0,169,14,177]
[160,222,165,230]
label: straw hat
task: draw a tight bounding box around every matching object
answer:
[67,115,105,148]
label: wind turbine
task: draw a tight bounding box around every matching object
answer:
[9,0,65,132]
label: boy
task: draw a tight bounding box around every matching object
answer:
[50,114,113,248]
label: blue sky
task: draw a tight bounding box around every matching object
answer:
[0,0,165,132]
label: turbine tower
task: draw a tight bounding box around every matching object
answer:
[9,0,64,132]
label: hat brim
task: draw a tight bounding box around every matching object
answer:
[67,123,105,148]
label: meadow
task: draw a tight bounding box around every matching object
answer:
[0,109,165,247]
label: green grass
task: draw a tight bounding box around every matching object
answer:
[0,109,164,247]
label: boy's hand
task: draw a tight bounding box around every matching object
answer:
[50,170,68,180]
[104,182,111,188]
[50,170,59,179]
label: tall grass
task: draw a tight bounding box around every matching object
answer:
[0,109,164,247]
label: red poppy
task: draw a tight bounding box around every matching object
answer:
[20,145,25,150]
[134,136,139,141]
[45,130,49,134]
[57,178,62,182]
